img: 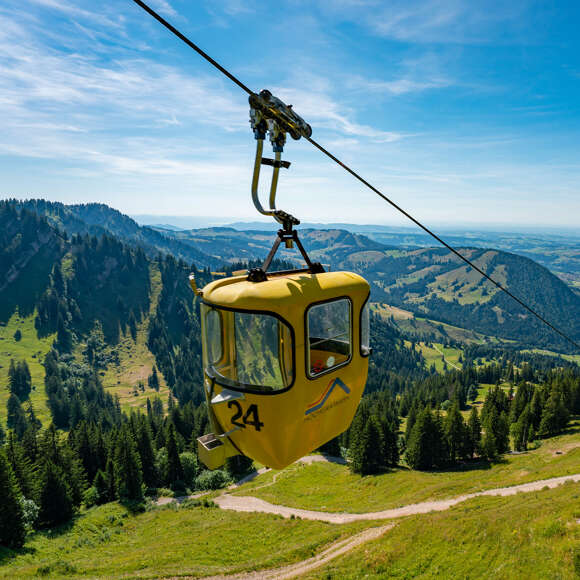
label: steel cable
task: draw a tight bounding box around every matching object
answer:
[130,0,580,351]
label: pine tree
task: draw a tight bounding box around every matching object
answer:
[148,367,160,391]
[351,414,384,475]
[480,430,498,461]
[104,458,117,502]
[114,428,143,501]
[137,421,157,488]
[93,470,109,505]
[496,412,510,454]
[539,388,569,438]
[38,461,74,527]
[406,408,444,470]
[0,451,26,548]
[7,393,29,438]
[25,402,41,432]
[444,402,465,463]
[467,384,478,402]
[483,407,509,455]
[5,432,37,501]
[467,406,481,458]
[348,404,369,473]
[405,402,418,443]
[166,424,184,486]
[511,403,531,451]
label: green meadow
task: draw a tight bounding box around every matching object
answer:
[234,418,580,513]
[0,311,54,427]
[0,502,366,579]
[306,481,580,579]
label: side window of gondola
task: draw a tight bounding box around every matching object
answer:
[205,307,222,365]
[360,299,371,357]
[307,298,351,377]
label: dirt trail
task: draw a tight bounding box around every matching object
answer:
[200,524,393,580]
[214,472,580,524]
[432,343,461,370]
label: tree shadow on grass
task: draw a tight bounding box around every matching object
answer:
[35,516,77,539]
[560,417,580,436]
[0,545,36,565]
[119,498,146,515]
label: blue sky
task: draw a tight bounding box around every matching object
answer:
[1,0,579,227]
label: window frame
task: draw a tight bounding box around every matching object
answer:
[200,301,296,395]
[305,296,353,380]
[203,307,223,367]
[360,293,371,358]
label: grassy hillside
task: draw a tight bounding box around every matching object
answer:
[99,263,171,414]
[0,502,366,578]
[306,482,580,579]
[0,312,54,427]
[233,418,580,513]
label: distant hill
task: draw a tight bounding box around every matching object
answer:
[12,199,219,269]
[158,225,580,351]
[5,200,579,351]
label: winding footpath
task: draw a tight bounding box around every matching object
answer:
[215,472,580,524]
[159,458,580,580]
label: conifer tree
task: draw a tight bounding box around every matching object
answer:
[93,470,109,505]
[25,402,41,432]
[406,408,444,470]
[166,424,184,486]
[496,411,510,454]
[405,402,418,443]
[480,430,497,461]
[148,367,160,391]
[511,403,531,451]
[348,404,369,473]
[5,432,37,501]
[7,393,29,438]
[114,428,143,501]
[467,384,478,402]
[529,388,544,436]
[104,458,117,502]
[467,406,481,458]
[8,360,32,400]
[38,461,74,527]
[444,402,465,463]
[539,388,569,438]
[0,451,26,549]
[137,421,157,488]
[351,414,384,475]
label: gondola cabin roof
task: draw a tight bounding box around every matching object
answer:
[201,270,369,311]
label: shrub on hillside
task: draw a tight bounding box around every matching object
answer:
[195,469,231,490]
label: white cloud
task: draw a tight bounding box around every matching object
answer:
[315,0,529,45]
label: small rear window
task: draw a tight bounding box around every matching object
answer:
[307,298,351,376]
[360,300,370,356]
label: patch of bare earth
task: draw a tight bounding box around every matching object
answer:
[196,525,393,580]
[551,442,580,456]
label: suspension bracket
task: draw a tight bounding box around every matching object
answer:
[249,90,311,230]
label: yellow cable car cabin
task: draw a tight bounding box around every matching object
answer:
[193,267,370,470]
[190,88,371,470]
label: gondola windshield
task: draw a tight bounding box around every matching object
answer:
[201,303,293,393]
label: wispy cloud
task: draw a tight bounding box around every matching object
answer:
[316,0,529,44]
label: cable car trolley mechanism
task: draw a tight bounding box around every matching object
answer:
[191,91,371,470]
